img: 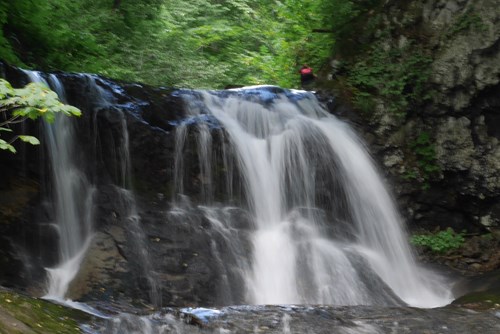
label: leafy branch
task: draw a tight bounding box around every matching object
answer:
[0,78,81,153]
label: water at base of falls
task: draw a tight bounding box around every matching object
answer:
[173,86,452,308]
[85,303,500,334]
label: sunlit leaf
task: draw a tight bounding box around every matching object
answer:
[0,139,16,153]
[18,135,41,145]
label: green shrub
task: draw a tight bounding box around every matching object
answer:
[410,228,465,253]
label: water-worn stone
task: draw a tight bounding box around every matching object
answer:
[67,229,129,302]
[100,304,500,334]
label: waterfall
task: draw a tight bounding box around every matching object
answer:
[22,70,160,306]
[176,86,452,308]
[23,71,95,299]
[19,68,452,311]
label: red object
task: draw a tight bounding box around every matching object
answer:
[300,67,312,75]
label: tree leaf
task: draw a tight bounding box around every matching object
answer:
[18,135,41,145]
[0,138,17,153]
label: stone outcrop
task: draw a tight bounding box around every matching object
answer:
[321,0,500,234]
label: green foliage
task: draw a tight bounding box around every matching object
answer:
[348,42,433,115]
[407,131,440,189]
[0,0,336,89]
[447,8,488,37]
[242,0,335,88]
[410,228,465,253]
[0,79,81,153]
[352,91,376,115]
[0,1,20,64]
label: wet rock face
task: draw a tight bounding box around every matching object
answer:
[101,304,500,334]
[434,117,474,172]
[0,63,255,307]
[323,0,500,234]
[420,0,500,231]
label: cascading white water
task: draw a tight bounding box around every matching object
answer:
[23,71,95,299]
[177,86,453,308]
[24,72,160,310]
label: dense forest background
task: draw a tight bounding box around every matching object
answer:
[0,0,376,89]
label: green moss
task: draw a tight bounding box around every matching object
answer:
[453,290,500,311]
[455,292,500,304]
[0,288,90,333]
[407,131,440,189]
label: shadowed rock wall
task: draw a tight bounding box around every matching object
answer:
[0,64,251,307]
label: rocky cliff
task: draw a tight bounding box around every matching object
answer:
[321,0,500,238]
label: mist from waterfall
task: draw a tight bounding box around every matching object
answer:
[176,86,453,308]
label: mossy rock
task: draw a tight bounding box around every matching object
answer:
[0,288,91,333]
[452,291,500,311]
[452,270,500,310]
